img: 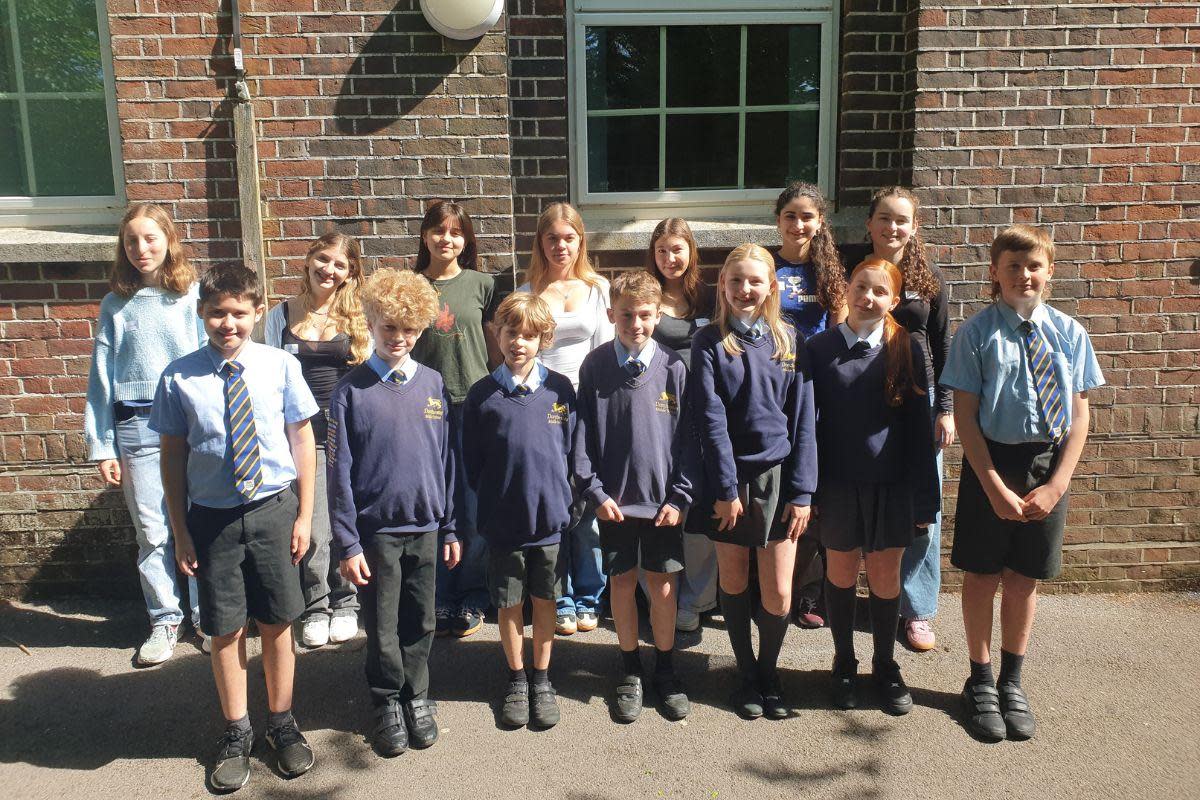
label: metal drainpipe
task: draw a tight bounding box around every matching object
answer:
[229,0,268,339]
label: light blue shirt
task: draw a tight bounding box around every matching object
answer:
[940,301,1104,444]
[613,337,658,370]
[150,341,319,508]
[731,315,767,338]
[838,320,885,350]
[492,360,548,394]
[366,352,420,384]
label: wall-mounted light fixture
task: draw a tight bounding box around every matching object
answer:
[420,0,504,40]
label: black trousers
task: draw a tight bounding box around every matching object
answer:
[360,531,437,707]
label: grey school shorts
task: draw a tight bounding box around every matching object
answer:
[487,543,562,609]
[187,486,306,637]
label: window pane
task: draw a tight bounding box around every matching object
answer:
[0,9,14,93]
[585,27,658,111]
[0,100,28,194]
[587,115,658,193]
[16,0,104,93]
[666,26,739,108]
[744,110,818,189]
[746,25,820,106]
[665,113,737,190]
[27,98,113,195]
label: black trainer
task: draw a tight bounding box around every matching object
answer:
[961,679,1006,742]
[529,681,561,728]
[372,701,408,757]
[434,606,454,637]
[760,672,789,720]
[613,674,643,723]
[210,725,253,793]
[999,682,1036,740]
[831,658,859,710]
[451,607,484,638]
[264,717,315,778]
[404,699,439,749]
[872,659,913,716]
[653,673,690,721]
[730,676,764,719]
[500,679,530,728]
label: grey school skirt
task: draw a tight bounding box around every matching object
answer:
[813,479,916,554]
[689,463,791,548]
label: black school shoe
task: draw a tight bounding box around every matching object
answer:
[730,676,765,719]
[759,672,789,720]
[500,679,530,728]
[999,683,1037,740]
[265,717,315,778]
[372,701,408,757]
[872,659,913,716]
[614,674,643,723]
[831,658,859,710]
[653,673,691,721]
[404,699,439,749]
[961,679,1006,742]
[210,726,253,793]
[529,681,561,728]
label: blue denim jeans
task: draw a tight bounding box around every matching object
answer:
[556,505,605,616]
[300,447,359,619]
[434,403,489,612]
[900,402,944,620]
[114,412,199,627]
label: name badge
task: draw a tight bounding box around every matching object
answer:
[905,291,921,301]
[284,343,300,354]
[694,317,710,328]
[124,318,139,332]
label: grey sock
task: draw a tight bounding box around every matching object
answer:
[227,714,251,734]
[266,709,294,730]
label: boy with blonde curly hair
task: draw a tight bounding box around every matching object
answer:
[327,268,461,757]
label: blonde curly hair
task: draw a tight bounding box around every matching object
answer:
[360,268,440,330]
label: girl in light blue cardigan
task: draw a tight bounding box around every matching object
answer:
[85,203,206,666]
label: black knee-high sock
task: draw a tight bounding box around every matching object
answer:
[824,579,857,668]
[869,592,901,668]
[755,609,789,679]
[719,588,756,678]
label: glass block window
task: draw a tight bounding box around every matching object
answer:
[0,0,122,215]
[571,3,837,211]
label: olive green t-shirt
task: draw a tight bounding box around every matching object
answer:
[412,269,498,403]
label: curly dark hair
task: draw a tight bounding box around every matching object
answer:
[774,182,845,313]
[867,186,939,300]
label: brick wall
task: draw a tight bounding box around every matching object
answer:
[913,0,1200,591]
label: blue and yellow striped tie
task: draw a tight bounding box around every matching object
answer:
[389,370,407,385]
[1020,321,1067,444]
[223,361,263,500]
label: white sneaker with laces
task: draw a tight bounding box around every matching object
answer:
[137,624,179,666]
[300,615,331,648]
[328,614,358,643]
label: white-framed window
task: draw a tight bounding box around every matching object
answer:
[0,0,125,227]
[568,0,839,219]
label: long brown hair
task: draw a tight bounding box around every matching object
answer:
[645,217,704,317]
[774,182,846,313]
[414,200,477,272]
[110,203,195,297]
[867,186,939,300]
[850,257,926,407]
[715,244,792,362]
[297,232,371,364]
[523,202,604,292]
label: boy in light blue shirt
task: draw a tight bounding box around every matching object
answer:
[152,262,318,792]
[941,225,1103,744]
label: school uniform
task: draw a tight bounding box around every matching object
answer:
[687,319,818,546]
[149,341,319,637]
[462,362,576,608]
[941,301,1104,579]
[573,339,695,576]
[806,323,939,552]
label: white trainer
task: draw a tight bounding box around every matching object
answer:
[300,615,330,648]
[137,624,179,666]
[328,614,358,643]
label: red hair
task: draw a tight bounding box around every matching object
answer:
[850,257,926,408]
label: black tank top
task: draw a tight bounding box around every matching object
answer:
[281,302,353,445]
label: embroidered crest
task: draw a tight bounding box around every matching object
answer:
[655,391,678,415]
[424,397,444,421]
[547,401,569,425]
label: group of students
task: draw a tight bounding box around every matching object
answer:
[84,183,1103,792]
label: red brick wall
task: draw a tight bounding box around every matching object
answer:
[913,1,1200,591]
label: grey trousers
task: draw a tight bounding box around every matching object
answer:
[300,447,359,618]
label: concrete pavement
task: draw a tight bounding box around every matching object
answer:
[1,592,1197,800]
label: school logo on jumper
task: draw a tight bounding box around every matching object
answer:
[424,397,444,421]
[547,402,569,425]
[655,391,678,415]
[779,352,796,373]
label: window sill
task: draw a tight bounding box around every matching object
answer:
[0,227,118,263]
[585,207,868,252]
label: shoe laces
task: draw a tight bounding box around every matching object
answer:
[268,720,304,749]
[908,619,933,636]
[216,727,251,759]
[435,607,454,620]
